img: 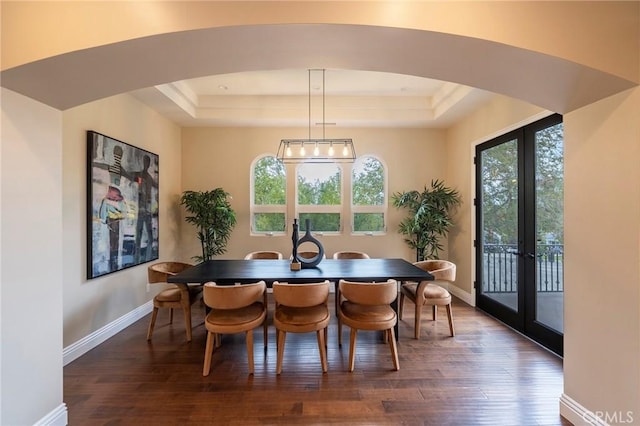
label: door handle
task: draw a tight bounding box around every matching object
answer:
[509,251,536,259]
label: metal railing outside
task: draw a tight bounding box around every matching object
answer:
[482,243,564,293]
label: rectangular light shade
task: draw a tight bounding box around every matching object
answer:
[277,139,356,163]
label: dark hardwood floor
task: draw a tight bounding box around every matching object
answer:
[64,294,568,425]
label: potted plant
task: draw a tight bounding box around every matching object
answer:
[180,188,237,262]
[392,179,461,261]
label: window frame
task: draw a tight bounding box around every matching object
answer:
[294,162,344,235]
[250,154,287,236]
[350,154,388,235]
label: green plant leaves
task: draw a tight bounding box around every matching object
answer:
[180,188,237,262]
[391,179,461,261]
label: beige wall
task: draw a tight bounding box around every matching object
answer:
[180,127,447,262]
[445,96,548,300]
[562,87,640,422]
[3,3,636,115]
[0,2,638,425]
[3,2,637,82]
[1,89,64,425]
[62,94,183,346]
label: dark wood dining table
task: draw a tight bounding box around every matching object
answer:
[168,258,433,339]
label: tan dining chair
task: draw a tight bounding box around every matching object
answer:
[338,279,400,372]
[202,281,268,376]
[291,251,326,260]
[146,261,201,342]
[399,260,456,339]
[332,251,371,260]
[332,251,371,345]
[272,280,331,374]
[244,251,283,260]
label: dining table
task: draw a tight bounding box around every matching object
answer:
[168,258,434,339]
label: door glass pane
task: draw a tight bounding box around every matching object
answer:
[481,139,519,312]
[535,123,564,332]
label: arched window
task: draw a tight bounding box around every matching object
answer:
[351,155,386,234]
[251,155,286,234]
[296,163,342,233]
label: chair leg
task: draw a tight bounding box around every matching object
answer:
[169,308,174,324]
[388,328,399,371]
[348,328,358,372]
[414,303,422,339]
[202,331,214,376]
[432,305,437,321]
[399,292,404,320]
[263,319,268,350]
[316,329,328,373]
[246,330,255,375]
[183,304,192,342]
[446,303,455,337]
[276,329,286,375]
[263,294,268,349]
[147,307,159,341]
[336,288,342,347]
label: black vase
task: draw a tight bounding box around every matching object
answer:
[296,219,324,268]
[291,218,299,261]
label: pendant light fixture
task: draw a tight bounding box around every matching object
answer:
[277,69,356,163]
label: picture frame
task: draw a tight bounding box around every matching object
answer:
[87,130,159,279]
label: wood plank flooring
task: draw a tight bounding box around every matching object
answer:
[64,295,568,425]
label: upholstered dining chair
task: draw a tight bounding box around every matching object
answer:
[147,261,200,342]
[399,260,456,339]
[201,281,268,376]
[291,251,327,260]
[337,279,400,372]
[332,251,371,345]
[332,251,371,260]
[272,280,331,374]
[244,251,283,260]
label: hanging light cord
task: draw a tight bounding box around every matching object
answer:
[308,69,312,141]
[322,69,326,140]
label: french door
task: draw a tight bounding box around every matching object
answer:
[475,114,564,355]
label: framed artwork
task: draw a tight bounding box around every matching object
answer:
[87,130,159,279]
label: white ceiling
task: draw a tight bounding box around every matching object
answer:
[131,69,495,128]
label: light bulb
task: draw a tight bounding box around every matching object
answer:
[342,143,349,156]
[286,143,292,157]
[300,143,306,156]
[313,143,320,156]
[328,142,334,156]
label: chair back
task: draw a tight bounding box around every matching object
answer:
[203,281,266,309]
[339,279,398,305]
[148,261,192,283]
[332,251,370,259]
[413,260,456,282]
[273,281,330,307]
[291,251,327,260]
[244,251,283,260]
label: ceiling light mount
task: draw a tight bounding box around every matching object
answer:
[277,69,356,163]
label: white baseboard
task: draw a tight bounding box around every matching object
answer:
[34,403,67,426]
[63,301,152,366]
[446,284,475,306]
[560,393,609,426]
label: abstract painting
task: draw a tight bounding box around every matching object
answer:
[87,131,159,278]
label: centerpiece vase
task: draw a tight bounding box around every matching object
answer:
[296,219,324,268]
